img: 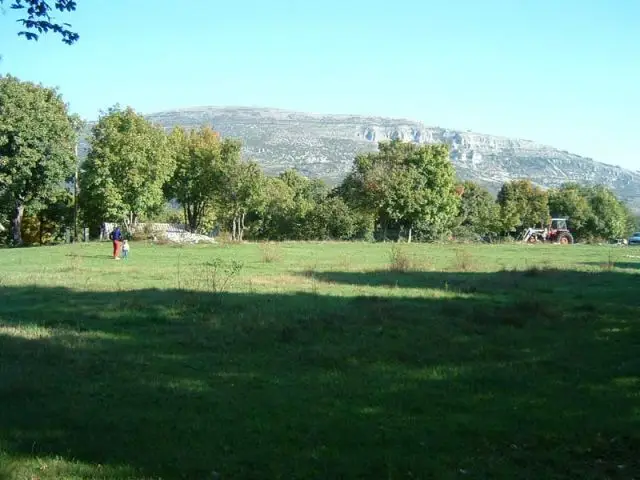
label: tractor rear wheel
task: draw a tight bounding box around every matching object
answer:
[557,231,574,244]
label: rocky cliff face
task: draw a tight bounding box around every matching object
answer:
[80,106,640,210]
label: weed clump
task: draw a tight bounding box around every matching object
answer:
[452,249,475,272]
[388,244,413,272]
[259,243,283,263]
[600,249,618,271]
[179,257,244,294]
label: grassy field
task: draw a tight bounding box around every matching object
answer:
[1,241,639,479]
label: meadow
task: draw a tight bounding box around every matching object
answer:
[0,241,639,479]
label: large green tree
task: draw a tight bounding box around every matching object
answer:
[278,169,326,238]
[547,183,592,239]
[341,139,459,242]
[249,176,296,240]
[303,196,359,240]
[0,75,78,245]
[213,141,264,241]
[624,207,638,237]
[1,0,79,44]
[248,170,326,241]
[497,179,550,235]
[79,106,175,233]
[166,125,228,233]
[584,185,628,240]
[452,180,499,239]
[21,190,74,245]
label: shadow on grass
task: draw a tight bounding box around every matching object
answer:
[1,268,639,478]
[311,267,640,297]
[580,261,640,271]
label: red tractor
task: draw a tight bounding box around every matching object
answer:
[522,218,574,244]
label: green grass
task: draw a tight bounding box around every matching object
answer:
[1,241,639,479]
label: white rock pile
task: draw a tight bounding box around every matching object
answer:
[103,222,216,244]
[164,230,216,244]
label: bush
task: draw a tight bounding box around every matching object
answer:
[450,226,484,244]
[21,212,69,245]
[301,197,358,241]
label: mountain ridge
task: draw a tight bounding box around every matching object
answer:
[145,105,572,148]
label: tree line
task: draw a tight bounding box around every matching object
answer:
[1,75,638,246]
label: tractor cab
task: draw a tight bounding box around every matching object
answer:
[550,218,568,231]
[548,217,574,244]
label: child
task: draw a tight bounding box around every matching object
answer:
[121,239,130,260]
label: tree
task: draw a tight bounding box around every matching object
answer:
[584,186,628,240]
[548,183,592,239]
[0,75,77,245]
[303,196,358,240]
[1,0,79,44]
[249,170,328,240]
[21,190,73,244]
[341,139,459,242]
[278,169,326,238]
[624,206,638,237]
[452,181,499,239]
[497,179,549,235]
[333,171,376,239]
[249,176,296,240]
[166,125,225,233]
[213,141,264,241]
[79,106,175,233]
[279,170,327,205]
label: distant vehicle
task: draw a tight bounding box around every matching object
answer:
[521,218,574,244]
[628,232,640,245]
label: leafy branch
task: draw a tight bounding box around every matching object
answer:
[3,0,79,44]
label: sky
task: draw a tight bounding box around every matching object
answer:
[0,0,638,170]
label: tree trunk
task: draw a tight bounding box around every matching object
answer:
[187,205,197,233]
[11,200,24,246]
[231,215,237,241]
[239,212,246,241]
[123,212,138,236]
[132,213,138,234]
[39,213,44,245]
[186,205,193,232]
[407,225,413,244]
[195,203,206,234]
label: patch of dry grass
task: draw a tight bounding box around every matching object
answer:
[388,244,414,272]
[259,242,283,263]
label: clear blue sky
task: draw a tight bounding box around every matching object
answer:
[1,0,638,170]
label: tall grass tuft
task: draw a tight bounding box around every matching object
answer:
[600,248,617,271]
[260,243,283,264]
[388,244,413,272]
[179,258,244,295]
[452,249,475,272]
